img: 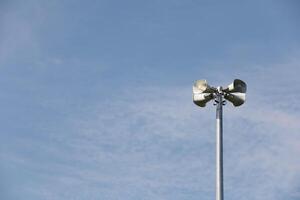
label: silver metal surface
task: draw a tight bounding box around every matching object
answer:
[216,93,224,200]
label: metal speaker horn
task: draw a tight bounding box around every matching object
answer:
[193,80,216,93]
[193,80,215,107]
[223,79,247,93]
[193,93,214,107]
[224,93,246,107]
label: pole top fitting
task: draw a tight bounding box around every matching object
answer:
[217,86,223,94]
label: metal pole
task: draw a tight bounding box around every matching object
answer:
[216,92,224,200]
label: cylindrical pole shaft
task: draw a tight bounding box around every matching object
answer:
[216,94,224,200]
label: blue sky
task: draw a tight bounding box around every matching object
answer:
[1,0,300,199]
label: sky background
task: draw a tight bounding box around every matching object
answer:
[1,0,300,199]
